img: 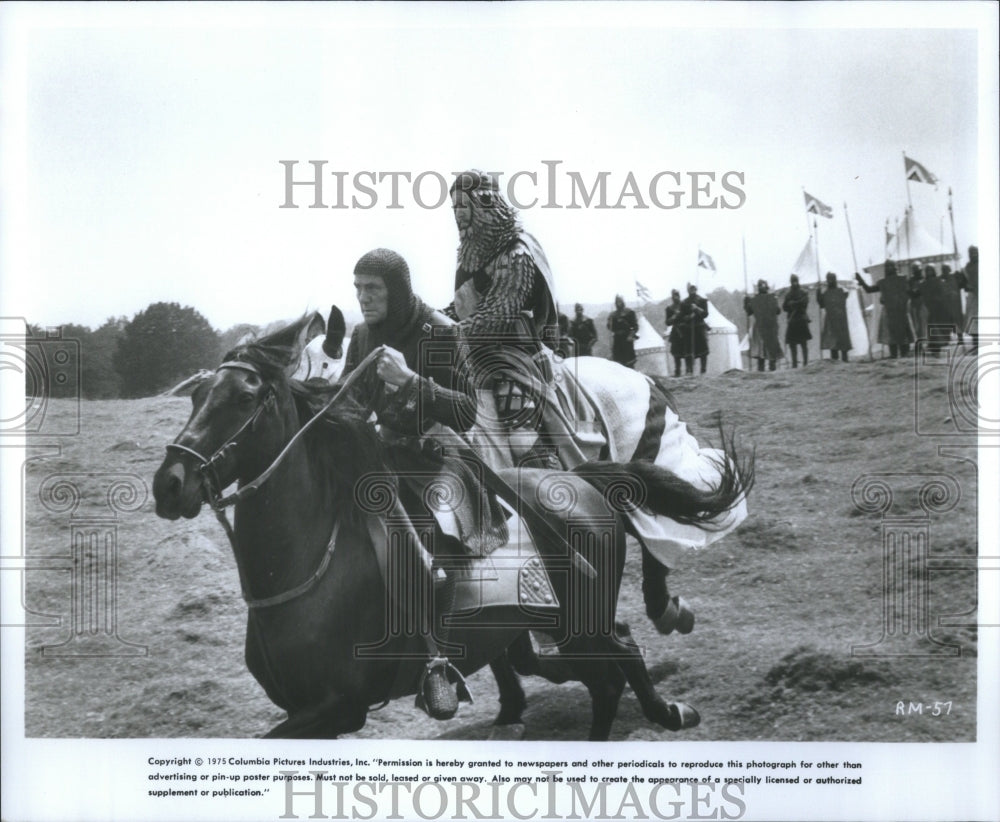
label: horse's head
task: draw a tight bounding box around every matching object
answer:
[153,313,324,520]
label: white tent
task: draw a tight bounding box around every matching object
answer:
[634,313,669,376]
[704,300,743,373]
[791,234,838,285]
[885,208,958,265]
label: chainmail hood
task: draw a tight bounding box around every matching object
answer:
[353,248,423,346]
[451,170,523,276]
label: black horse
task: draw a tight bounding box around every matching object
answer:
[153,315,750,739]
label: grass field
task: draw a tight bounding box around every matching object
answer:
[22,349,980,741]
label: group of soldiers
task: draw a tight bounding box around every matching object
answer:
[856,248,978,358]
[742,274,855,372]
[741,248,978,371]
[558,285,713,377]
[599,246,980,376]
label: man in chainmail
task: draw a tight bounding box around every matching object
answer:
[446,170,697,635]
[450,170,559,347]
[342,248,506,721]
[448,169,567,470]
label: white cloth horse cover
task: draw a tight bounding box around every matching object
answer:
[569,357,747,566]
[466,354,747,568]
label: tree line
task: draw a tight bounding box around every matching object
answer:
[31,291,749,400]
[28,302,251,400]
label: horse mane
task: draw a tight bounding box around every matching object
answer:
[288,380,388,496]
[224,336,389,517]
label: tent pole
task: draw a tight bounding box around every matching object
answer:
[814,217,823,360]
[742,234,748,296]
[903,150,913,211]
[844,201,873,361]
[947,187,959,259]
[691,249,697,375]
[802,186,813,239]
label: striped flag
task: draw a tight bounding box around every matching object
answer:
[635,279,652,303]
[904,154,938,185]
[696,249,716,271]
[804,191,833,218]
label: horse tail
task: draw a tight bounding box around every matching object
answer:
[570,426,754,528]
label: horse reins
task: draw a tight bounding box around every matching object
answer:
[165,346,384,608]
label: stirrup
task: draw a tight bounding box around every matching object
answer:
[414,657,473,720]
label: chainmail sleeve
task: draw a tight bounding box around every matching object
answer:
[459,247,537,339]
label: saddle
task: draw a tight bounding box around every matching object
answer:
[362,500,562,629]
[469,341,608,470]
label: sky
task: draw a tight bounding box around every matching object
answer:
[1,3,996,331]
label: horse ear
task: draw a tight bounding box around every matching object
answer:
[287,312,326,375]
[258,312,326,374]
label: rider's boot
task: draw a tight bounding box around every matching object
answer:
[414,565,472,720]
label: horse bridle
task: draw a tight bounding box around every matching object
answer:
[163,348,382,608]
[165,361,276,513]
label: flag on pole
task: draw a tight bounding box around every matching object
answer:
[696,249,716,271]
[904,154,938,185]
[635,279,652,303]
[803,191,833,218]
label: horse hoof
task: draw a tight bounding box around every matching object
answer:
[488,723,526,741]
[652,596,695,635]
[674,598,695,634]
[671,702,700,730]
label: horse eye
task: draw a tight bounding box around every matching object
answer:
[237,392,256,406]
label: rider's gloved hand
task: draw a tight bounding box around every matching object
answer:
[376,346,417,388]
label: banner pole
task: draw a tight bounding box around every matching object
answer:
[844,202,873,361]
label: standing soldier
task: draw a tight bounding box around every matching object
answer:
[921,264,950,356]
[958,245,978,348]
[856,261,913,358]
[940,263,965,346]
[745,279,783,371]
[665,289,689,377]
[907,265,928,347]
[607,295,640,368]
[817,272,852,361]
[682,284,709,375]
[568,303,598,357]
[782,274,811,368]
